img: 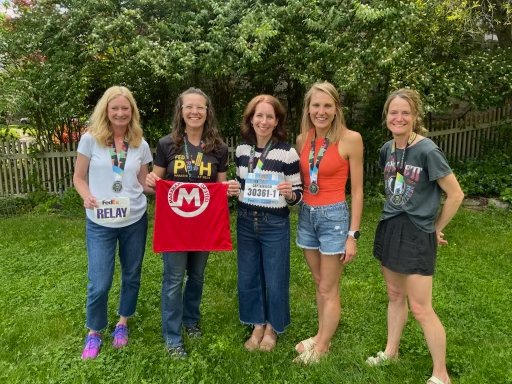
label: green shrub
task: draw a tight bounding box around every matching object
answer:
[453,151,512,198]
[0,196,32,216]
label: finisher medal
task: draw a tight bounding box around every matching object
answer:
[309,182,319,195]
[391,194,403,205]
[112,180,123,193]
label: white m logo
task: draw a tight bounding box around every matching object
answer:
[169,188,201,207]
[167,182,210,218]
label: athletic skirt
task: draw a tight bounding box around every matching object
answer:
[373,213,437,276]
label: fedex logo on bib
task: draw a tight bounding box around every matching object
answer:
[94,197,130,223]
[153,180,232,252]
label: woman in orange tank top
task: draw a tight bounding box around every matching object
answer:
[293,82,364,364]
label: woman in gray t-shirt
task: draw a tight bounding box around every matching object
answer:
[366,89,464,384]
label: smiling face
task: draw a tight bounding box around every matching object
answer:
[181,93,207,131]
[308,91,336,132]
[251,101,278,146]
[107,95,132,130]
[386,96,415,137]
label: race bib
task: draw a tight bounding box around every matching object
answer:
[93,197,130,223]
[243,173,281,206]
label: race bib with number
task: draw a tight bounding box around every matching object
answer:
[93,197,130,223]
[243,173,281,206]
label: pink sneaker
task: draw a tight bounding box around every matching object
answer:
[112,324,128,349]
[81,332,102,359]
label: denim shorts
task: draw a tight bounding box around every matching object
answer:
[296,201,349,255]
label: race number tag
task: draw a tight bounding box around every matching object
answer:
[243,173,281,206]
[93,197,130,223]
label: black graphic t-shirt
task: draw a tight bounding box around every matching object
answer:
[154,134,228,182]
[379,138,452,232]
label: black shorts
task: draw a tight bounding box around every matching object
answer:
[373,213,437,276]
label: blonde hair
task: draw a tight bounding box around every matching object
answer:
[382,88,428,135]
[300,81,347,143]
[89,85,143,147]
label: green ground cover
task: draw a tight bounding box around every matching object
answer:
[0,203,510,383]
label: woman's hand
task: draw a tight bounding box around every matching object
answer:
[342,237,357,264]
[277,181,294,200]
[146,171,161,189]
[83,195,98,209]
[224,180,240,197]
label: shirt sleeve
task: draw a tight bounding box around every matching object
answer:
[76,132,94,158]
[426,147,452,181]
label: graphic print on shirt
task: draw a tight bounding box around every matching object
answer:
[383,153,423,207]
[172,154,212,181]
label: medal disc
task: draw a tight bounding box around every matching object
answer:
[391,194,403,205]
[112,180,123,193]
[309,183,319,195]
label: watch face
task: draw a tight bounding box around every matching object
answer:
[353,231,360,239]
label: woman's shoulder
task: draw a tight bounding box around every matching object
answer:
[157,134,173,146]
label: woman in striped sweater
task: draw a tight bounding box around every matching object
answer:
[235,94,303,352]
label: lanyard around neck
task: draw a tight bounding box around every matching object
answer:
[391,132,417,174]
[248,141,273,173]
[109,139,129,178]
[183,135,204,182]
[309,135,329,185]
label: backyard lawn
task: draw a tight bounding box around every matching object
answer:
[0,202,510,383]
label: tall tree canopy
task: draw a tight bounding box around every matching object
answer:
[1,0,511,146]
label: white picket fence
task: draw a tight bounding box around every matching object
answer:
[1,104,511,197]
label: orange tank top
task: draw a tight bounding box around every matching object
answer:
[299,130,349,206]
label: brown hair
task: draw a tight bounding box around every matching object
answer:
[170,87,224,153]
[240,94,287,145]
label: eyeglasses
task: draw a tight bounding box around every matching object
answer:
[182,105,207,112]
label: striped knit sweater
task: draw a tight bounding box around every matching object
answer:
[235,141,303,217]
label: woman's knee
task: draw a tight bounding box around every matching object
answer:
[409,301,435,322]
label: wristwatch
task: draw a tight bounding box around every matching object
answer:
[348,230,360,240]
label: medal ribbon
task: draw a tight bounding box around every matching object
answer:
[390,132,416,194]
[309,136,329,186]
[183,135,204,181]
[248,141,273,173]
[109,139,129,178]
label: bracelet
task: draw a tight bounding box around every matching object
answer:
[285,191,296,203]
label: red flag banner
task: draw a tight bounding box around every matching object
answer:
[153,180,233,252]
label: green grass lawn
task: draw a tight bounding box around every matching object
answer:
[0,202,511,383]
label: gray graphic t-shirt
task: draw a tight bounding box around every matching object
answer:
[379,138,452,232]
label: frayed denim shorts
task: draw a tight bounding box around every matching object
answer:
[296,201,349,255]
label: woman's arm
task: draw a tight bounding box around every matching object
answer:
[339,130,364,264]
[145,165,166,194]
[73,153,97,209]
[435,173,464,244]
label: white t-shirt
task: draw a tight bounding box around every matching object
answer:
[77,132,153,228]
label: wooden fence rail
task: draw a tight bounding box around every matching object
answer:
[1,104,511,197]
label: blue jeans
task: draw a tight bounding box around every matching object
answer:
[236,208,290,333]
[85,212,148,331]
[161,251,209,347]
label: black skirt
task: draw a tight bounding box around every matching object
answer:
[373,213,437,276]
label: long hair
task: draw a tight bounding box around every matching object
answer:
[382,88,428,135]
[240,94,287,145]
[299,81,347,143]
[89,86,143,147]
[170,87,223,153]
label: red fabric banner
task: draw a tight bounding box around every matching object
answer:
[153,180,232,252]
